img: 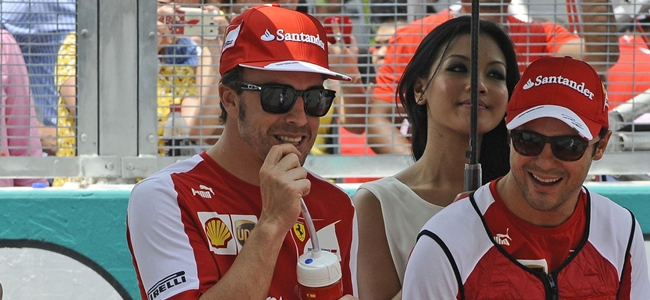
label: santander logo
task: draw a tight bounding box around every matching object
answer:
[261,29,275,41]
[522,75,595,100]
[259,28,325,50]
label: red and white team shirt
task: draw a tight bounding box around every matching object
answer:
[127,152,358,300]
[403,179,650,299]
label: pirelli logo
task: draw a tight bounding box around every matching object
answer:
[147,271,187,300]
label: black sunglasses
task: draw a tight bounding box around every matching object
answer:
[238,82,336,117]
[509,130,599,162]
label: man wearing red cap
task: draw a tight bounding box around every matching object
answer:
[402,57,650,299]
[127,5,357,300]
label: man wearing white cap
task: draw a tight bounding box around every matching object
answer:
[127,4,357,299]
[402,56,650,299]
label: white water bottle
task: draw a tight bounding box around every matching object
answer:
[297,250,343,300]
[163,105,191,156]
[296,198,344,300]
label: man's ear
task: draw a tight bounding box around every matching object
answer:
[592,130,612,161]
[219,84,239,119]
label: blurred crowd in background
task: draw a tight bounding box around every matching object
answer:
[1,0,650,186]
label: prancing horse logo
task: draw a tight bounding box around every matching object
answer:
[293,222,306,242]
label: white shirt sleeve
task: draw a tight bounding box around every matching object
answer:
[127,176,200,299]
[629,218,650,299]
[402,231,461,299]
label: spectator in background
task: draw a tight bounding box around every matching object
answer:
[370,20,406,80]
[602,7,650,182]
[335,0,408,182]
[353,17,518,299]
[314,0,423,46]
[367,0,408,84]
[182,2,230,146]
[218,0,301,14]
[135,0,229,147]
[1,29,49,187]
[1,0,76,155]
[313,0,363,47]
[51,31,80,187]
[50,1,224,186]
[318,19,367,156]
[155,0,202,154]
[369,0,619,154]
[608,7,650,110]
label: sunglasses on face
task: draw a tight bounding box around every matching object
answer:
[238,82,336,117]
[509,130,599,162]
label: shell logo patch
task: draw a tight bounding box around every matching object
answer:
[198,212,258,255]
[205,217,232,249]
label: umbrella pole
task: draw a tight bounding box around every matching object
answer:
[464,0,482,192]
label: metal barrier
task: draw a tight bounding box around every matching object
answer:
[1,0,649,183]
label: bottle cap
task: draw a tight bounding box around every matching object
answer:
[32,182,47,188]
[297,251,342,287]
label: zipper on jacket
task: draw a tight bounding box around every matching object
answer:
[546,273,559,300]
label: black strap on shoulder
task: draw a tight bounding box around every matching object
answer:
[417,229,465,300]
[617,209,636,298]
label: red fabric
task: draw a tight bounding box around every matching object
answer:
[487,181,586,272]
[338,126,375,156]
[338,126,381,183]
[374,9,578,103]
[607,35,650,109]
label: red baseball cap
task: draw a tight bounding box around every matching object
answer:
[505,57,609,141]
[219,4,350,81]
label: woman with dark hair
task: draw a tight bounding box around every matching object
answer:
[353,16,521,300]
